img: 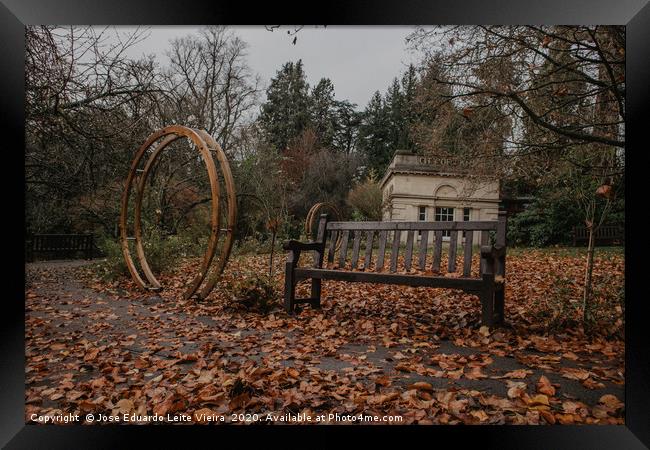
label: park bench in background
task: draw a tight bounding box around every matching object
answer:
[27,234,95,262]
[572,225,624,247]
[283,212,508,327]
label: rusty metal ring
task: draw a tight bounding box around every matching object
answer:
[305,202,342,249]
[120,125,234,300]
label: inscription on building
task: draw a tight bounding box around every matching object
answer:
[417,156,470,169]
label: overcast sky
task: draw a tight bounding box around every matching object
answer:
[117,26,422,110]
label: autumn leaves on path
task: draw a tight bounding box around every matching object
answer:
[25,251,624,425]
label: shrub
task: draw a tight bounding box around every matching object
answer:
[93,229,206,281]
[233,235,283,256]
[228,273,280,314]
[94,235,129,281]
[507,197,583,247]
[347,175,384,221]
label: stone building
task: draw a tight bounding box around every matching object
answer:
[380,151,501,241]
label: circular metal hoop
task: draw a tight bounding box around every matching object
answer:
[194,130,237,300]
[305,202,342,249]
[119,125,237,300]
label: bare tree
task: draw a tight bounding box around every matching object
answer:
[407,26,624,154]
[408,26,625,329]
[161,26,260,152]
[25,26,164,234]
[25,26,261,239]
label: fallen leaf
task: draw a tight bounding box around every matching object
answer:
[407,382,433,392]
[561,368,591,381]
[506,381,527,399]
[114,398,135,415]
[599,394,623,411]
[527,394,549,406]
[540,409,556,424]
[470,409,489,422]
[494,369,532,379]
[537,375,556,396]
[84,348,100,362]
[465,366,487,380]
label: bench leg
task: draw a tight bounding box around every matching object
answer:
[494,284,505,325]
[310,278,322,308]
[284,262,296,314]
[480,275,495,327]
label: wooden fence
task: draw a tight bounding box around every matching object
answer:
[27,234,95,261]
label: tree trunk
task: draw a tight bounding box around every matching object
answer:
[269,230,277,277]
[583,226,596,327]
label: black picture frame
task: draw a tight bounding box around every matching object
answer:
[3,0,648,447]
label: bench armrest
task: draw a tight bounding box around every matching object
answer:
[480,244,506,278]
[480,245,506,259]
[283,240,323,252]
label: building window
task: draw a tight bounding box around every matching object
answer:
[435,207,454,221]
[435,207,454,237]
[418,206,426,221]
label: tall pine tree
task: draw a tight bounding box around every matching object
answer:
[358,66,420,176]
[358,90,393,175]
[259,60,311,152]
[333,100,361,155]
[309,78,339,150]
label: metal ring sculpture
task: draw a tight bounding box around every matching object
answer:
[305,202,342,249]
[119,125,237,300]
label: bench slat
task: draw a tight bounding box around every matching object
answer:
[327,230,338,265]
[294,267,484,291]
[448,230,458,272]
[404,230,414,271]
[338,230,350,268]
[480,230,489,275]
[463,230,474,277]
[376,230,388,271]
[390,230,401,273]
[351,231,362,269]
[363,231,374,271]
[432,231,443,273]
[418,230,429,270]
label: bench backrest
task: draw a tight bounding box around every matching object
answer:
[573,225,623,241]
[315,212,507,278]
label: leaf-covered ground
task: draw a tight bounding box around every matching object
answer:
[25,248,625,425]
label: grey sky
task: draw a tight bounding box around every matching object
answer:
[118,26,421,110]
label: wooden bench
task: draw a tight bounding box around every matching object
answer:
[27,234,95,262]
[283,211,507,327]
[572,225,623,247]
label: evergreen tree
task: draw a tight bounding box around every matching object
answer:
[357,66,420,176]
[398,64,418,151]
[358,91,393,175]
[309,78,338,150]
[259,60,311,152]
[384,77,404,153]
[333,100,361,155]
